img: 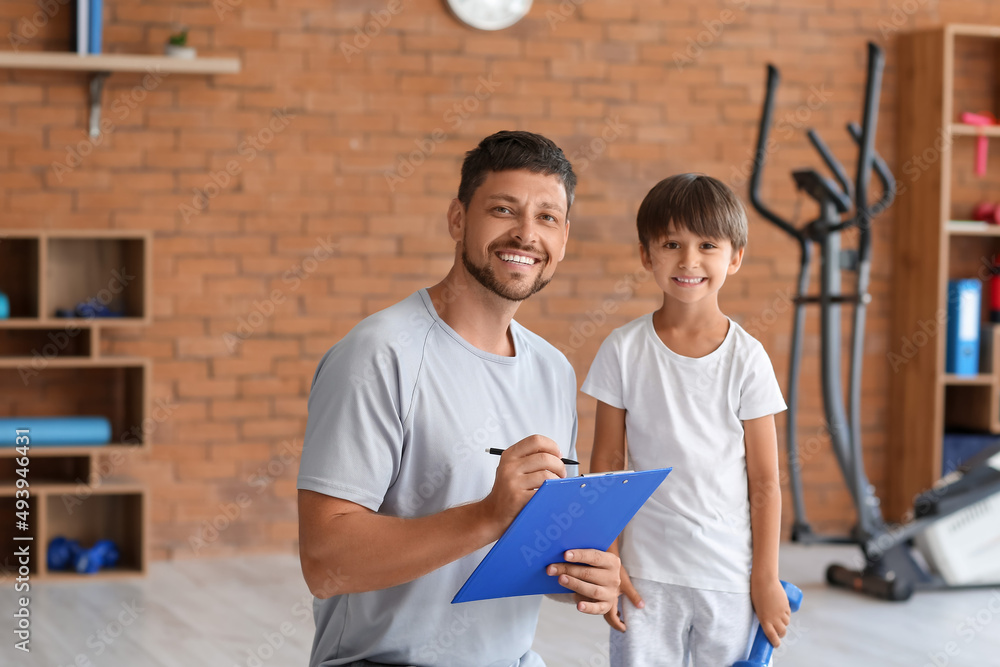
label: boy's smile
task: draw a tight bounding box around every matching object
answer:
[641,224,743,306]
[672,276,707,287]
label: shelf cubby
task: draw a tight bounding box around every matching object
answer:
[45,234,149,323]
[0,328,93,358]
[0,361,149,448]
[0,237,40,319]
[42,485,146,578]
[0,456,90,487]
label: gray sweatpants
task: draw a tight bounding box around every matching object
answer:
[609,578,760,667]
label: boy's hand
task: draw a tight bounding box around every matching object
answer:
[751,577,791,648]
[603,563,643,632]
[546,549,620,617]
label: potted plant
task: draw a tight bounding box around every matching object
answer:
[164,26,196,59]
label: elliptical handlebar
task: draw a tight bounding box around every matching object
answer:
[806,128,854,201]
[751,43,892,247]
[848,42,884,263]
[847,121,896,217]
[749,64,801,240]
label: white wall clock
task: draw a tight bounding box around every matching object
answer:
[445,0,533,31]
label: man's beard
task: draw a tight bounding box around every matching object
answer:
[461,240,552,302]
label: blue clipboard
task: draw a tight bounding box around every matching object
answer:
[452,467,672,603]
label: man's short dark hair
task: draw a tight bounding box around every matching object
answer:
[637,173,748,252]
[457,131,576,212]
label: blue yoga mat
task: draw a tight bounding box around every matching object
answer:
[0,417,112,446]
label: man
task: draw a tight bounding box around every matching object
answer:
[297,131,621,667]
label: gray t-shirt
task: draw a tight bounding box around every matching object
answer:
[298,289,578,667]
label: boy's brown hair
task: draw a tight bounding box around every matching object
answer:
[636,173,748,252]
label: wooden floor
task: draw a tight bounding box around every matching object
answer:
[2,544,998,666]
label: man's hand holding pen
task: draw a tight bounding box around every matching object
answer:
[477,435,623,618]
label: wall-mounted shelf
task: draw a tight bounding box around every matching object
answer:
[0,51,241,137]
[0,52,240,74]
[951,123,1000,138]
[946,221,1000,236]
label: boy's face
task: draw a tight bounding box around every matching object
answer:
[449,169,570,302]
[640,222,743,306]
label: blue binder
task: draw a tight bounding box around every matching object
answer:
[88,0,102,54]
[946,279,982,376]
[452,467,672,603]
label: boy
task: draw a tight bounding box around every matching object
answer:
[582,174,790,666]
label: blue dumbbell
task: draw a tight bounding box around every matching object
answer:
[47,537,83,571]
[75,540,120,574]
[733,580,803,667]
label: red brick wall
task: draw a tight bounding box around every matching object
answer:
[4,0,1000,559]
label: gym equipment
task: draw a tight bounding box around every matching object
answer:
[733,581,803,667]
[972,201,1000,224]
[0,416,111,446]
[749,41,1000,600]
[47,536,83,571]
[47,537,120,574]
[75,539,120,574]
[54,300,124,318]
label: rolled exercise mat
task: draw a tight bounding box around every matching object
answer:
[0,417,112,446]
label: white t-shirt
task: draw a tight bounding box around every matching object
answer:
[581,314,786,593]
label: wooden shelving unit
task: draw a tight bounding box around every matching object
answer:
[0,230,152,578]
[889,24,1000,518]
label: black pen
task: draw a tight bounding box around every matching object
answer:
[485,447,579,466]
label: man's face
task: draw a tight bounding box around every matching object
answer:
[452,169,570,302]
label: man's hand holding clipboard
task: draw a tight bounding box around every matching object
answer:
[473,435,625,617]
[457,435,672,617]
